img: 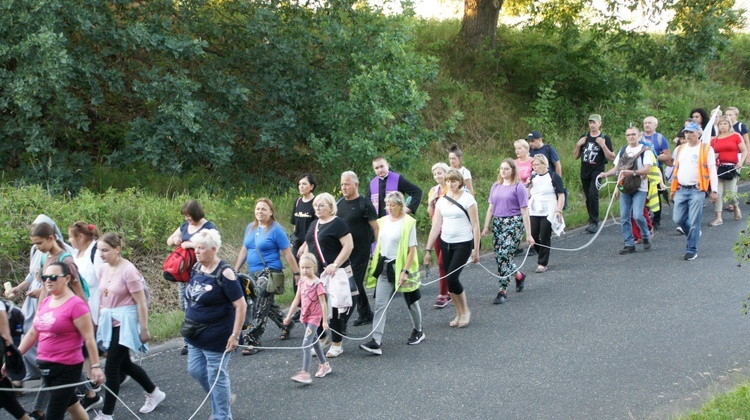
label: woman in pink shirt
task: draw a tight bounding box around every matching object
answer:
[10,262,104,420]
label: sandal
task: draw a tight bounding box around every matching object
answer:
[709,219,723,227]
[724,205,735,212]
[242,346,261,356]
[735,207,742,221]
[449,316,460,328]
[279,323,293,340]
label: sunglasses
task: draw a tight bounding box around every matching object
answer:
[41,274,64,282]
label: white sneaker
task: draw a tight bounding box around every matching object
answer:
[139,386,166,413]
[93,410,113,420]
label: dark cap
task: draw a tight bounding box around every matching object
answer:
[526,131,543,141]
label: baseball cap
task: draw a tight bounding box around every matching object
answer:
[683,121,702,132]
[526,131,542,141]
[588,114,602,122]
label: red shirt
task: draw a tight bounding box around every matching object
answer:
[711,133,743,164]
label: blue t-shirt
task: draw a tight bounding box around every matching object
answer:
[179,221,217,242]
[243,222,290,273]
[734,122,748,136]
[184,262,244,352]
[529,144,560,166]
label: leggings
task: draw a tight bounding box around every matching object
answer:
[37,361,82,420]
[102,327,156,415]
[0,377,26,419]
[492,215,524,290]
[439,239,472,295]
[301,323,326,372]
[434,235,449,296]
[530,215,552,267]
[329,307,351,344]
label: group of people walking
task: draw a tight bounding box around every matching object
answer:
[1,107,745,420]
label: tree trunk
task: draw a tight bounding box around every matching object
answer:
[460,0,504,50]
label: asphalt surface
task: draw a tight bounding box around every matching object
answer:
[17,187,750,420]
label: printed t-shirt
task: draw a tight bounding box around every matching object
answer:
[290,198,316,249]
[579,133,613,177]
[299,279,326,326]
[184,263,244,353]
[34,295,90,365]
[675,143,716,187]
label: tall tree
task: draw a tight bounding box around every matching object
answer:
[460,0,505,49]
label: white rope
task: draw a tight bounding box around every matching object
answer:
[0,379,89,392]
[100,383,143,420]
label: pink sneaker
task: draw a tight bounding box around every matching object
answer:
[291,371,312,384]
[315,362,332,378]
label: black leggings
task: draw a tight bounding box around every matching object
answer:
[37,360,82,420]
[440,240,472,295]
[329,307,352,344]
[103,327,156,415]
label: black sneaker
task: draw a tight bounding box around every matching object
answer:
[359,339,382,355]
[89,380,102,393]
[619,246,636,255]
[515,272,526,293]
[684,252,698,261]
[352,315,373,327]
[493,291,508,305]
[81,395,104,412]
[585,223,598,234]
[407,329,425,345]
[642,238,651,250]
[29,412,45,420]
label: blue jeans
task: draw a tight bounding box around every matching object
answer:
[672,188,704,254]
[620,190,649,247]
[187,345,233,420]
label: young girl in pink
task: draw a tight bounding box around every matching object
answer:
[283,253,330,385]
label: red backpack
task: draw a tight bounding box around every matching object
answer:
[162,246,197,283]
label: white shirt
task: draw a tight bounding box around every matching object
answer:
[378,218,418,260]
[528,173,559,217]
[676,143,716,187]
[437,193,476,243]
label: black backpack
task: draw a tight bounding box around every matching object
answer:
[2,300,24,340]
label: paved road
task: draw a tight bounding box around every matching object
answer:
[18,189,750,419]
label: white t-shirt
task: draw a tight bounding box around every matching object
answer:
[528,173,558,217]
[73,241,102,324]
[437,193,477,243]
[378,218,418,260]
[458,166,472,181]
[676,143,716,188]
[613,144,654,192]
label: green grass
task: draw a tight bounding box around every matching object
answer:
[680,382,750,419]
[148,310,184,343]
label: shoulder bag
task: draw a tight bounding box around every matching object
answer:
[255,227,286,295]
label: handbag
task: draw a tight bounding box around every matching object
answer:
[313,220,354,308]
[255,230,286,295]
[180,317,211,340]
[717,163,738,180]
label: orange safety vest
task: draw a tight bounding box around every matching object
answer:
[670,142,711,193]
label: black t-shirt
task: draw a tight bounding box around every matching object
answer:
[579,132,613,178]
[290,197,316,249]
[304,217,351,275]
[337,196,377,264]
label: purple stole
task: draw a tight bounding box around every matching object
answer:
[369,171,400,215]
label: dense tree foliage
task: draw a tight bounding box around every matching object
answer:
[1,0,455,192]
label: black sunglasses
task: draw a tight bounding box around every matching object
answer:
[41,274,64,282]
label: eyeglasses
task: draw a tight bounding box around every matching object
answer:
[314,204,329,209]
[41,274,62,282]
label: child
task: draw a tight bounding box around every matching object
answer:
[283,253,330,385]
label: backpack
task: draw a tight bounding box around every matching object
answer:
[617,146,649,195]
[337,196,375,245]
[40,252,90,299]
[162,246,197,283]
[191,262,253,327]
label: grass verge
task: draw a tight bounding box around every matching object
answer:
[680,382,750,419]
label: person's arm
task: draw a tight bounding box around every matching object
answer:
[281,247,300,284]
[297,242,308,258]
[131,290,150,344]
[521,207,535,246]
[424,206,443,267]
[283,287,303,326]
[6,279,30,298]
[167,227,182,247]
[398,245,417,288]
[322,233,354,277]
[227,296,246,352]
[468,204,481,263]
[17,326,38,355]
[482,203,494,237]
[74,313,106,385]
[368,220,379,244]
[738,138,747,169]
[573,136,586,159]
[398,176,423,214]
[598,136,616,162]
[318,293,329,331]
[0,310,12,347]
[554,161,562,177]
[464,178,475,196]
[234,246,248,272]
